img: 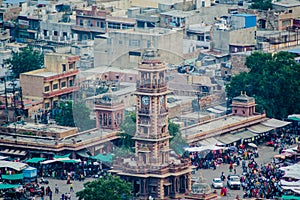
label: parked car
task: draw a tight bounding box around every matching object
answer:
[266,141,275,146]
[212,178,223,189]
[227,175,241,190]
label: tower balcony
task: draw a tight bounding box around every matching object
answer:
[138,108,151,116]
[136,81,167,93]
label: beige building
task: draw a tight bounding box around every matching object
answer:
[93,28,184,68]
[272,0,300,21]
[20,53,80,109]
[212,26,257,53]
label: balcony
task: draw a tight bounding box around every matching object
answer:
[44,70,79,82]
[138,108,150,116]
[71,25,106,33]
[136,82,167,93]
[43,86,79,98]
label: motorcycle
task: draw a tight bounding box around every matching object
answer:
[39,177,49,184]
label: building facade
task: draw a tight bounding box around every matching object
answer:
[20,53,79,109]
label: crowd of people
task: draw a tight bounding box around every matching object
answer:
[188,130,300,199]
[240,161,284,199]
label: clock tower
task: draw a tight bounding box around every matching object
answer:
[111,48,192,200]
[134,48,171,166]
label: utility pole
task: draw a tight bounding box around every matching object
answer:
[195,91,201,123]
[4,73,9,123]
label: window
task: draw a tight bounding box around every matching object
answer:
[44,102,50,109]
[197,35,204,41]
[44,86,50,92]
[108,22,120,29]
[143,127,148,134]
[289,10,293,13]
[122,24,134,29]
[129,40,140,47]
[116,75,119,79]
[234,109,237,113]
[62,64,66,72]
[54,31,58,36]
[69,63,74,70]
[129,77,133,81]
[96,21,100,27]
[62,32,67,37]
[69,79,74,87]
[61,82,66,88]
[79,19,83,26]
[53,83,58,90]
[43,30,48,36]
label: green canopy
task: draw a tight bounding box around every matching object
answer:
[25,157,46,163]
[53,153,71,159]
[0,184,21,190]
[281,195,300,200]
[2,173,24,180]
[60,159,80,163]
[288,116,300,122]
[90,154,113,163]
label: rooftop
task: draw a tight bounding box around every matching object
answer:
[6,122,77,133]
[183,115,252,136]
[272,0,300,8]
[161,10,196,18]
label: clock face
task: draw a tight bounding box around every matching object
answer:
[142,96,150,106]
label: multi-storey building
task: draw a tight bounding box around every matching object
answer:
[93,27,183,68]
[20,53,79,109]
[71,5,136,41]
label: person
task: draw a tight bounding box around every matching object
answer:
[220,186,227,196]
[55,184,59,194]
[70,183,74,192]
[49,189,53,200]
[220,172,225,181]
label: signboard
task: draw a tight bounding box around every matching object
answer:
[18,19,29,26]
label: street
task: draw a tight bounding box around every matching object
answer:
[35,177,95,200]
[33,144,287,200]
[195,144,286,199]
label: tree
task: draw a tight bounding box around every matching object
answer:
[5,46,44,78]
[76,174,133,200]
[169,120,188,155]
[168,119,180,137]
[54,101,95,131]
[226,51,300,119]
[249,0,272,10]
[118,111,136,148]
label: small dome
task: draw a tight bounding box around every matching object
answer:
[232,92,254,103]
[142,48,160,61]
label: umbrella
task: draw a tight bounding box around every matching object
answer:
[248,143,258,148]
[228,146,237,151]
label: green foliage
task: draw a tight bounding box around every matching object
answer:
[118,111,136,148]
[169,120,188,155]
[170,132,188,155]
[76,174,133,200]
[249,0,272,10]
[226,51,300,119]
[5,46,44,78]
[113,146,134,159]
[55,101,95,131]
[168,119,180,137]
